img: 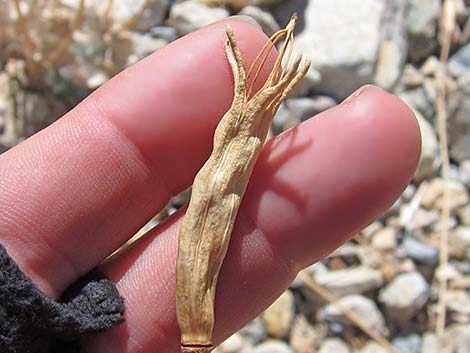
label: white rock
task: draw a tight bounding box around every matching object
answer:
[421,178,470,211]
[421,56,440,76]
[360,341,388,353]
[392,334,422,353]
[405,0,439,61]
[320,295,387,335]
[0,73,10,110]
[111,0,170,32]
[379,272,429,321]
[286,96,336,121]
[434,263,460,283]
[239,6,280,36]
[371,227,397,251]
[127,32,167,64]
[449,43,470,77]
[447,290,470,316]
[421,332,439,353]
[289,316,323,353]
[262,290,295,338]
[406,208,440,231]
[374,40,402,90]
[449,227,470,259]
[361,221,383,239]
[275,96,336,131]
[448,324,470,353]
[149,26,178,42]
[239,317,267,345]
[401,64,424,88]
[86,70,109,89]
[449,90,470,163]
[295,0,397,99]
[314,266,384,297]
[401,235,439,265]
[457,160,470,188]
[219,333,248,353]
[170,1,229,36]
[422,332,453,353]
[0,72,16,147]
[413,110,438,181]
[252,340,294,353]
[318,338,350,353]
[291,262,329,289]
[423,77,438,105]
[399,87,435,119]
[108,31,167,68]
[457,204,470,225]
[457,72,470,95]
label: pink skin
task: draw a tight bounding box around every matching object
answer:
[0,19,420,353]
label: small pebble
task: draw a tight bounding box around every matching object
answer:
[318,338,350,353]
[392,334,422,353]
[262,290,295,339]
[379,272,429,321]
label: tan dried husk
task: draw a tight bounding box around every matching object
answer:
[176,14,310,353]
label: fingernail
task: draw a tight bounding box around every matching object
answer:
[341,84,377,105]
[226,15,262,30]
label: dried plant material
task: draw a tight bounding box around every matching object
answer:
[49,0,85,65]
[176,14,310,353]
[435,0,456,340]
[113,0,150,32]
[10,0,85,86]
[7,0,151,87]
[299,273,399,353]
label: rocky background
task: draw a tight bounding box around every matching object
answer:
[1,1,470,352]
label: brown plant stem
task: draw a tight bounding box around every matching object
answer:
[11,0,41,81]
[299,272,399,353]
[49,0,86,65]
[435,0,455,339]
[119,0,150,32]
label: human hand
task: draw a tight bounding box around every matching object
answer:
[0,19,420,353]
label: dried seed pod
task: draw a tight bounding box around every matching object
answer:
[176,14,310,353]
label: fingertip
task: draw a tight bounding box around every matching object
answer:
[331,85,421,217]
[342,85,421,181]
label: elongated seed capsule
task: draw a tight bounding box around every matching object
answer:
[176,14,310,353]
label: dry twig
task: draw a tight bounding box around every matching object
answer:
[299,272,399,353]
[11,0,41,80]
[435,0,456,339]
[399,181,429,230]
[118,0,150,32]
[49,0,86,65]
[10,0,86,85]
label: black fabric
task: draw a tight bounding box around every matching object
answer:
[0,244,125,353]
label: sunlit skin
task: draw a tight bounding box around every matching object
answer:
[0,19,420,353]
